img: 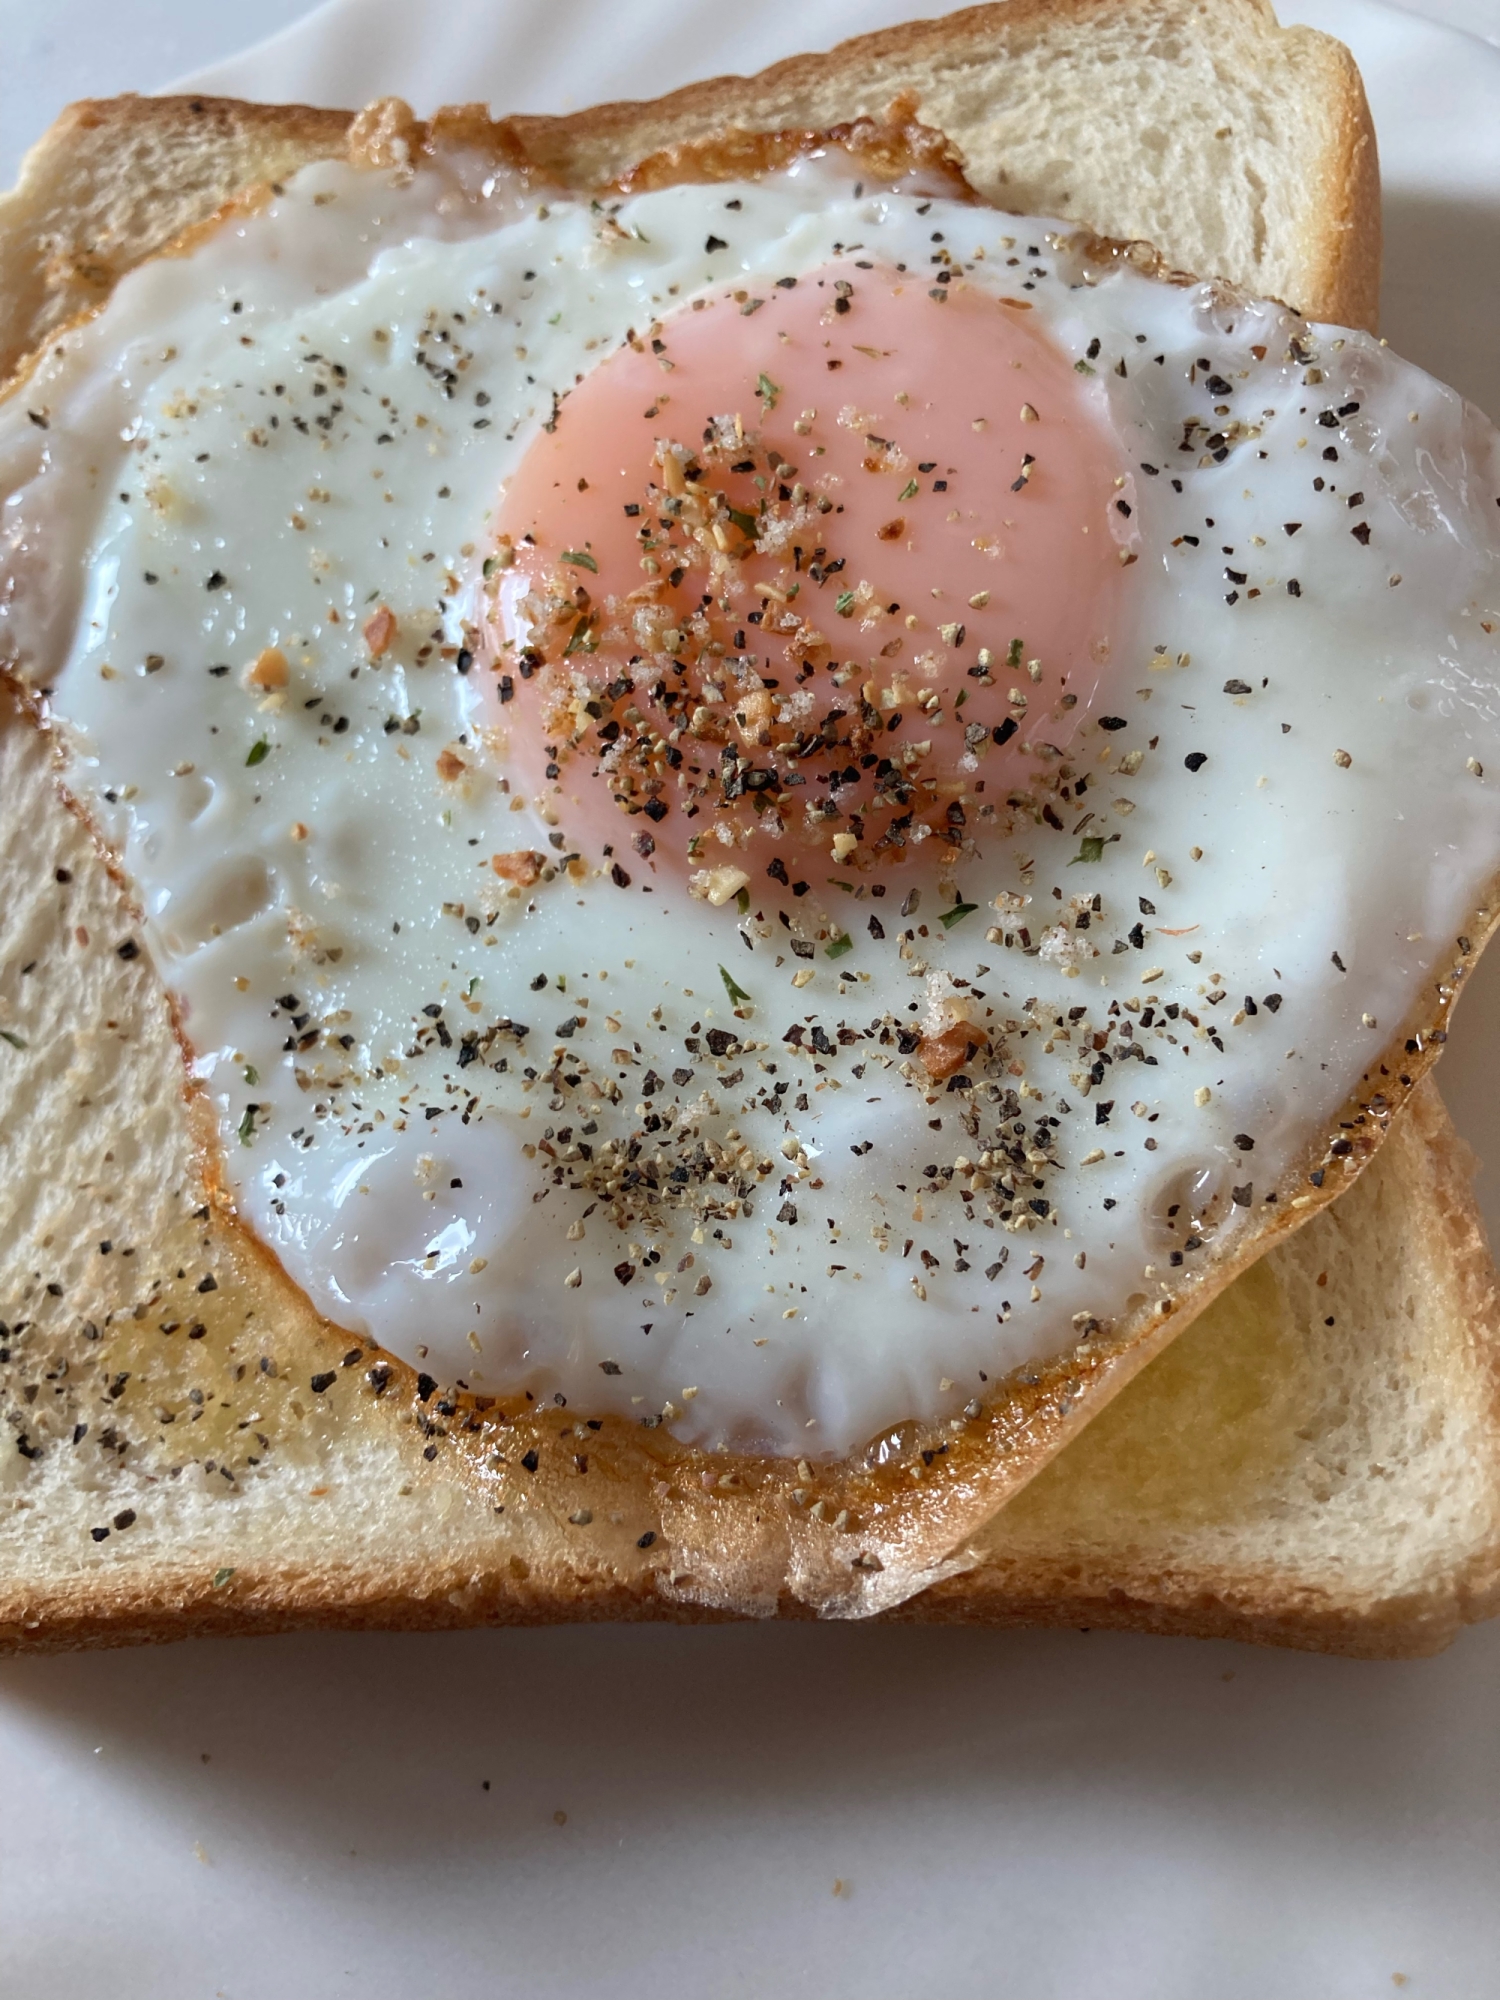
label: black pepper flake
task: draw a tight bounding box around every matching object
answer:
[416,1371,437,1402]
[705,234,728,253]
[1098,716,1128,732]
[310,1370,336,1393]
[637,1531,657,1549]
[1183,751,1208,772]
[116,939,140,960]
[1233,1133,1255,1151]
[1287,579,1302,597]
[614,1262,636,1285]
[1351,522,1371,545]
[196,1273,217,1294]
[1331,951,1347,972]
[205,570,226,590]
[113,1508,136,1531]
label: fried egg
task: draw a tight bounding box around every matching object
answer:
[3,142,1499,1457]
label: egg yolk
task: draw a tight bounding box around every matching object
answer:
[481,260,1131,890]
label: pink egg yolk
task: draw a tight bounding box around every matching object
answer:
[480,260,1132,888]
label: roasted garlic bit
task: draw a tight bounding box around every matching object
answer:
[244,645,288,690]
[918,1020,988,1080]
[491,849,544,887]
[363,604,397,658]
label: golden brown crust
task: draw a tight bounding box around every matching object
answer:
[1302,30,1383,337]
[0,0,1383,396]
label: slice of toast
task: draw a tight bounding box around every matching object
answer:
[6,3,1496,1651]
[0,0,1380,387]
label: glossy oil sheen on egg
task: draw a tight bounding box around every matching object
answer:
[2,151,1499,1456]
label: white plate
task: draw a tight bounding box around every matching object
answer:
[2,7,1499,1997]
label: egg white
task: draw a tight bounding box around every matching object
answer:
[3,149,1499,1455]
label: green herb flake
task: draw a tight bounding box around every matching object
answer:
[243,1064,259,1086]
[1069,836,1106,866]
[212,1567,236,1588]
[245,739,269,767]
[1007,637,1024,668]
[719,964,753,1006]
[0,1030,26,1051]
[938,902,978,931]
[1074,358,1096,376]
[756,372,781,409]
[825,933,855,959]
[735,886,751,915]
[726,505,759,541]
[561,549,598,573]
[237,1105,259,1146]
[899,478,919,501]
[563,615,597,656]
[467,975,482,996]
[835,590,857,618]
[827,878,854,893]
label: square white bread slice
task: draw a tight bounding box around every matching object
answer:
[5,2,1495,1650]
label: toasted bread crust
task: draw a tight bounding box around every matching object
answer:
[0,0,1380,395]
